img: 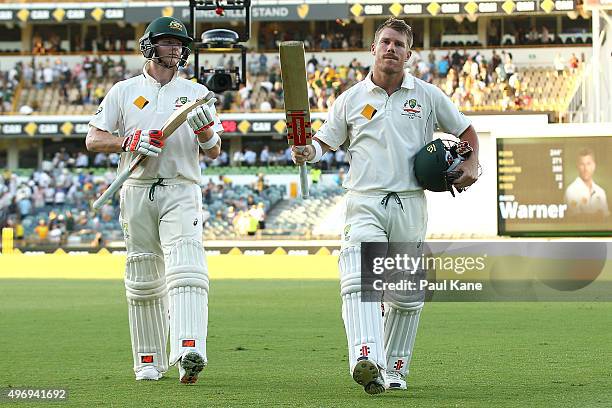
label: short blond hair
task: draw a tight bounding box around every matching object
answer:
[577,148,595,162]
[374,18,413,49]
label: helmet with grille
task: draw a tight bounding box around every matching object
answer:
[413,139,473,196]
[139,17,193,68]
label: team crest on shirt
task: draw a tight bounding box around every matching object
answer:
[175,96,190,108]
[402,98,422,119]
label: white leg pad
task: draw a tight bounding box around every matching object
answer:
[340,246,386,374]
[125,253,169,374]
[166,239,210,366]
[384,300,423,377]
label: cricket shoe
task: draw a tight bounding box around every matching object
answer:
[135,366,162,381]
[352,358,385,395]
[385,370,407,390]
[179,350,206,384]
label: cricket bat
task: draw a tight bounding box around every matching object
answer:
[92,93,215,210]
[279,41,312,199]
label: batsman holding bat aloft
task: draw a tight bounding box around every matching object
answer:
[86,17,223,383]
[292,18,480,395]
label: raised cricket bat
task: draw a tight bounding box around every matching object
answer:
[92,93,215,210]
[279,41,312,199]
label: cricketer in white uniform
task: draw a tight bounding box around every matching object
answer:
[564,149,610,217]
[86,17,223,384]
[293,18,480,395]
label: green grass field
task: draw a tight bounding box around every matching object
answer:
[1,279,611,407]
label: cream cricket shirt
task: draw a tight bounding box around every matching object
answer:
[316,70,471,193]
[89,61,223,183]
[564,177,610,216]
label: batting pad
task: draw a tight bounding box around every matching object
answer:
[124,253,169,374]
[339,246,386,373]
[165,239,210,366]
[384,300,423,376]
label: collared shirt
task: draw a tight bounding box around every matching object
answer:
[89,61,223,183]
[564,177,610,216]
[315,70,471,193]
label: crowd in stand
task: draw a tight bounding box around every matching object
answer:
[215,145,348,170]
[0,64,20,113]
[32,33,133,54]
[0,148,287,245]
[16,55,131,114]
[201,174,271,237]
[1,49,583,115]
[31,145,350,172]
[0,164,115,246]
[258,30,363,51]
[215,49,582,113]
[413,49,531,110]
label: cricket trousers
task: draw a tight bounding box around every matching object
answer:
[119,177,210,375]
[339,190,427,378]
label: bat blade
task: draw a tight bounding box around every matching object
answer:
[280,41,311,199]
[280,41,312,148]
[162,94,212,138]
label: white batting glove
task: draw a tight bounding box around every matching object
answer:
[121,129,164,157]
[186,96,217,135]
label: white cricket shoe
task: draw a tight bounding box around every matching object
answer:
[179,350,206,384]
[135,366,162,381]
[385,370,407,390]
[352,359,385,395]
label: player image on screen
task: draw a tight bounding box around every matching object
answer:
[564,148,610,217]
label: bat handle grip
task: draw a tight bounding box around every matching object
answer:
[299,163,309,198]
[294,146,309,198]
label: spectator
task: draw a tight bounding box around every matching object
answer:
[320,34,330,50]
[260,146,270,165]
[249,51,259,75]
[437,55,450,78]
[233,149,244,166]
[554,53,564,76]
[541,26,550,44]
[93,152,108,167]
[259,53,268,73]
[76,152,89,168]
[569,53,579,72]
[333,167,346,186]
[34,219,49,243]
[243,148,257,166]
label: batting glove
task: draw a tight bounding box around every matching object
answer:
[122,129,164,157]
[186,97,217,135]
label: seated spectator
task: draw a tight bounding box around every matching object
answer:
[259,146,270,165]
[34,219,49,243]
[569,53,579,72]
[243,148,257,166]
[93,152,108,167]
[334,167,346,186]
[76,152,89,168]
[437,56,450,78]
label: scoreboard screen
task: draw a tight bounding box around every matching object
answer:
[497,136,612,236]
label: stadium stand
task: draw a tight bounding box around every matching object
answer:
[5,50,584,118]
[0,163,347,245]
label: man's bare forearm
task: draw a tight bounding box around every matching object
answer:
[86,126,124,153]
[458,125,479,157]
